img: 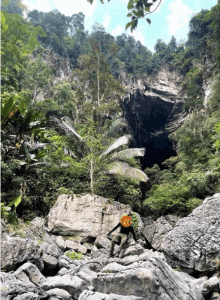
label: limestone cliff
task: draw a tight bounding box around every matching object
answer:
[122,69,187,167]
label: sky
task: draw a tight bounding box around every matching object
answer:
[22,0,218,52]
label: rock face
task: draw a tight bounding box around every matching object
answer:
[141,215,179,250]
[93,256,204,300]
[122,70,187,168]
[1,236,43,272]
[161,193,220,273]
[48,194,131,237]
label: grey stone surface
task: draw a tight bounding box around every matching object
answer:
[0,272,47,300]
[93,257,204,299]
[76,267,97,285]
[46,288,72,300]
[1,219,9,241]
[140,215,179,250]
[162,193,220,273]
[14,262,45,286]
[42,252,58,270]
[30,217,46,228]
[54,236,66,251]
[48,194,131,237]
[122,244,145,257]
[210,292,220,300]
[41,274,87,299]
[1,236,43,272]
[94,236,111,249]
[79,290,143,300]
[65,240,87,254]
[13,292,42,299]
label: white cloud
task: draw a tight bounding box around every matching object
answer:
[52,0,97,17]
[167,0,193,35]
[103,15,111,28]
[23,0,98,16]
[23,0,52,12]
[130,29,145,45]
[111,25,124,36]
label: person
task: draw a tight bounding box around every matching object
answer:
[106,215,137,258]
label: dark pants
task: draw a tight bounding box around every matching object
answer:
[110,233,128,255]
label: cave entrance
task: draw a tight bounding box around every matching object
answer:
[123,89,179,169]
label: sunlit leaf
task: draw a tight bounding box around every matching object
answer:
[101,135,132,158]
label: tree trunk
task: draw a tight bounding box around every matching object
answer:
[90,158,94,194]
[97,54,100,106]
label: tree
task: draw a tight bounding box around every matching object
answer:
[88,0,162,31]
[1,11,44,93]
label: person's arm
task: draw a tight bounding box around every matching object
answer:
[130,226,137,241]
[107,223,120,235]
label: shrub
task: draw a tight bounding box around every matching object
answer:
[65,250,83,260]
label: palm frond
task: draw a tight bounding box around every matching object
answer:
[61,117,82,140]
[111,148,146,160]
[105,117,128,137]
[108,161,148,182]
[101,134,132,158]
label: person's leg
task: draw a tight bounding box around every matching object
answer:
[119,233,128,258]
[110,234,121,256]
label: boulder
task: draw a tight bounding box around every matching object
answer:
[93,257,204,299]
[41,253,58,270]
[1,219,9,241]
[46,288,72,300]
[0,272,47,300]
[41,274,87,300]
[65,240,87,254]
[79,290,143,300]
[25,223,63,255]
[202,276,220,296]
[76,267,97,285]
[161,193,220,273]
[210,292,220,300]
[54,236,66,251]
[122,244,145,257]
[14,262,45,286]
[141,215,179,250]
[13,292,42,299]
[48,194,131,237]
[1,236,43,272]
[94,236,111,249]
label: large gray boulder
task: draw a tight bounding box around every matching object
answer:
[1,236,43,272]
[0,272,47,300]
[79,290,143,300]
[41,274,87,300]
[93,257,204,299]
[161,193,220,273]
[48,194,131,237]
[14,262,45,286]
[141,215,179,250]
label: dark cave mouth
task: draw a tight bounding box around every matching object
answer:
[123,90,178,170]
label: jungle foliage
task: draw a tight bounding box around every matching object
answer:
[1,0,220,222]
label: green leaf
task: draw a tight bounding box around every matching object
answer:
[108,161,148,182]
[111,148,146,160]
[126,22,132,30]
[127,13,132,17]
[8,195,22,208]
[100,0,104,3]
[1,97,15,120]
[127,0,134,9]
[101,135,132,158]
[146,18,151,24]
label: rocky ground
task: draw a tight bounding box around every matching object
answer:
[1,193,220,300]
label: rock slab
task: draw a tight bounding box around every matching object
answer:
[48,194,131,237]
[162,193,220,273]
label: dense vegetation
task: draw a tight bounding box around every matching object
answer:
[1,0,220,222]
